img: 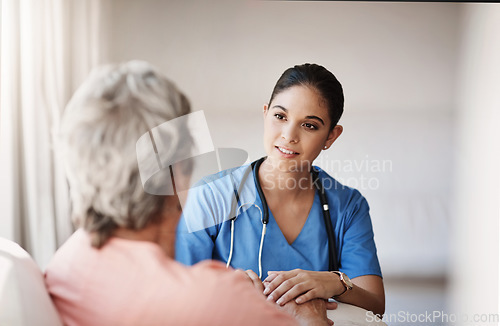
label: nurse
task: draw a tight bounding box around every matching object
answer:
[176,63,385,316]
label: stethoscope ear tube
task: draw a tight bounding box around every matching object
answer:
[312,169,339,272]
[252,157,269,279]
[252,157,269,225]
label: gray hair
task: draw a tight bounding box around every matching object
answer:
[57,61,191,248]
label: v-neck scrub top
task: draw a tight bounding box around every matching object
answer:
[175,163,382,280]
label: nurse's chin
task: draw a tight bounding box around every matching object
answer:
[268,157,313,174]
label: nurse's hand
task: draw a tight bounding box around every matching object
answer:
[263,269,343,305]
[236,269,265,293]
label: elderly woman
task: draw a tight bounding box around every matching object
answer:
[44,61,334,326]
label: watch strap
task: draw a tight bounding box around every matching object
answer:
[332,271,350,297]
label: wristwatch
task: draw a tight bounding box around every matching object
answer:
[332,271,353,297]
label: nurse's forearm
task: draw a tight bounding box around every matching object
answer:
[333,275,385,317]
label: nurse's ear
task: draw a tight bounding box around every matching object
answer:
[324,125,343,150]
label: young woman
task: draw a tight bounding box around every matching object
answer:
[176,63,385,316]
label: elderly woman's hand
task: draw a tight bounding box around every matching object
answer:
[279,298,337,326]
[263,269,343,305]
[235,269,265,293]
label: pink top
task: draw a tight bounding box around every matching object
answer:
[45,229,296,326]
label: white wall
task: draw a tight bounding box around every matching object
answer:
[108,1,458,115]
[449,4,500,321]
[107,0,461,277]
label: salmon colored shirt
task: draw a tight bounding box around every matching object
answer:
[45,229,296,326]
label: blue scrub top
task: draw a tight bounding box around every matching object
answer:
[175,163,382,280]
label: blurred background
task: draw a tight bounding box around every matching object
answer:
[1,1,499,324]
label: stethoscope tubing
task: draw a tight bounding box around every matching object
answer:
[226,157,339,278]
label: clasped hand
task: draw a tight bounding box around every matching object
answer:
[239,269,338,326]
[263,269,339,305]
[239,268,339,305]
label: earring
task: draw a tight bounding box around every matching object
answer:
[324,146,328,150]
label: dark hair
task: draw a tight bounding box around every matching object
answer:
[268,63,344,129]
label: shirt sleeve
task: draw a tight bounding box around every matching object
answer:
[175,177,228,265]
[339,190,382,279]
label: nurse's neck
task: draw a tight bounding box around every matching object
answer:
[258,159,314,199]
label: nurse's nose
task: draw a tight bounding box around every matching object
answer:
[281,124,299,144]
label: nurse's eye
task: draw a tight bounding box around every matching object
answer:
[303,122,318,130]
[274,113,286,120]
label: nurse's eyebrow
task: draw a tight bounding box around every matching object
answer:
[271,105,325,125]
[305,115,325,125]
[272,105,288,112]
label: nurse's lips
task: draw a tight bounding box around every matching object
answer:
[275,146,299,155]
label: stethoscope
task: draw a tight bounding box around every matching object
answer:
[226,157,338,279]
